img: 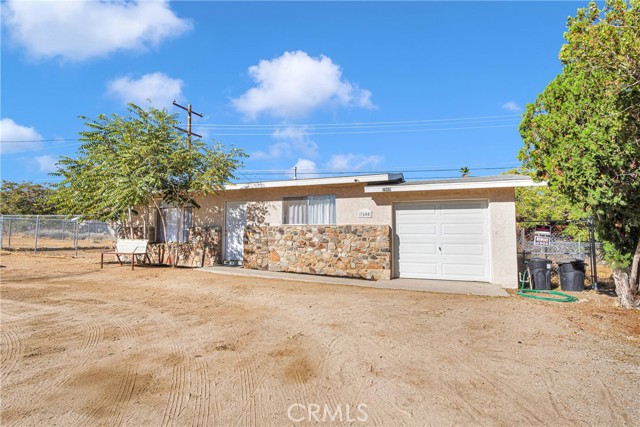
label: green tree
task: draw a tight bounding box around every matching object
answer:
[0,181,59,215]
[52,103,246,264]
[459,166,470,177]
[519,0,640,308]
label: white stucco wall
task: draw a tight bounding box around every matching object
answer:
[190,183,518,288]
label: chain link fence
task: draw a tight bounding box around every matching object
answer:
[0,215,116,255]
[516,219,600,287]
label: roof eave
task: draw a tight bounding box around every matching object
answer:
[224,173,405,191]
[364,178,547,193]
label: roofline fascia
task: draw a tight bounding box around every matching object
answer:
[224,173,404,191]
[364,179,547,193]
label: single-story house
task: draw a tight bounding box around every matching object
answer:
[138,173,543,289]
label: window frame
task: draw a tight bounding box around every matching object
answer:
[282,194,336,225]
[156,205,193,243]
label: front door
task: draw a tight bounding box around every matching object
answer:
[224,201,247,265]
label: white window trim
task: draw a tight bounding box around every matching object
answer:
[282,195,336,225]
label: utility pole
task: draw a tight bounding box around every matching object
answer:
[173,100,203,149]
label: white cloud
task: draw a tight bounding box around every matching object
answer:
[2,0,192,62]
[0,118,43,154]
[232,51,374,119]
[293,159,319,179]
[252,126,318,160]
[35,155,58,173]
[326,153,384,171]
[107,72,184,108]
[502,101,522,112]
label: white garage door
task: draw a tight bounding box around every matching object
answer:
[395,200,490,281]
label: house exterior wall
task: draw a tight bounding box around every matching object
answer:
[153,183,517,288]
[244,225,392,280]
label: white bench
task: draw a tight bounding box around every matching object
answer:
[101,239,150,270]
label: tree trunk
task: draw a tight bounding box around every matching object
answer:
[152,199,170,266]
[629,236,640,294]
[613,268,640,309]
[127,207,134,239]
[172,207,182,269]
[142,206,148,240]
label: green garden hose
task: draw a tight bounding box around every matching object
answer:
[517,270,578,303]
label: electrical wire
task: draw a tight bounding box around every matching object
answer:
[186,114,522,128]
[202,124,518,136]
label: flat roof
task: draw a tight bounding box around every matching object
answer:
[225,173,404,190]
[364,174,545,193]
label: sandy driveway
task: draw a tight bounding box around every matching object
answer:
[1,251,639,426]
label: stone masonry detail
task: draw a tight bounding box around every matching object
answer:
[244,225,391,280]
[148,226,222,267]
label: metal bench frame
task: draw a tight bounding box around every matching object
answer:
[101,239,151,270]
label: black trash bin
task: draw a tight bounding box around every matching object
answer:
[527,258,552,290]
[558,260,585,292]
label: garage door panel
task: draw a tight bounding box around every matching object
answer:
[396,204,437,213]
[441,243,486,256]
[395,200,490,282]
[400,262,438,275]
[396,223,437,236]
[441,262,487,278]
[398,243,437,255]
[441,223,486,236]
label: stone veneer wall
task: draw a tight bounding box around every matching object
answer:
[244,225,391,280]
[148,226,222,267]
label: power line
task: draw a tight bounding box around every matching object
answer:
[238,166,518,176]
[0,138,81,144]
[209,123,518,136]
[190,114,522,128]
[0,114,523,144]
[194,118,519,132]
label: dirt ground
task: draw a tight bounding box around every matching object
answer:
[1,251,639,426]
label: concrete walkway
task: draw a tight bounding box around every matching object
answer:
[198,266,509,297]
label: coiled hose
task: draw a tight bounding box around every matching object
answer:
[517,269,578,303]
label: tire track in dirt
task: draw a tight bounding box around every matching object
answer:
[110,363,138,426]
[475,370,546,424]
[4,311,106,427]
[227,325,290,427]
[0,299,63,322]
[336,331,402,426]
[350,374,384,427]
[541,369,564,420]
[316,336,347,427]
[45,317,106,426]
[597,377,631,426]
[0,327,22,382]
[76,317,141,427]
[228,327,259,427]
[150,311,217,427]
[157,316,191,427]
[191,359,212,427]
[120,306,192,427]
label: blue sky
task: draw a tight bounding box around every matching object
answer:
[1,1,586,183]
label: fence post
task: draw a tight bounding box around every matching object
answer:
[74,220,79,257]
[588,216,598,290]
[34,215,40,255]
[8,219,12,248]
[520,226,526,265]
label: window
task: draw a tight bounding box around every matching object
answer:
[157,206,192,242]
[283,195,336,225]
